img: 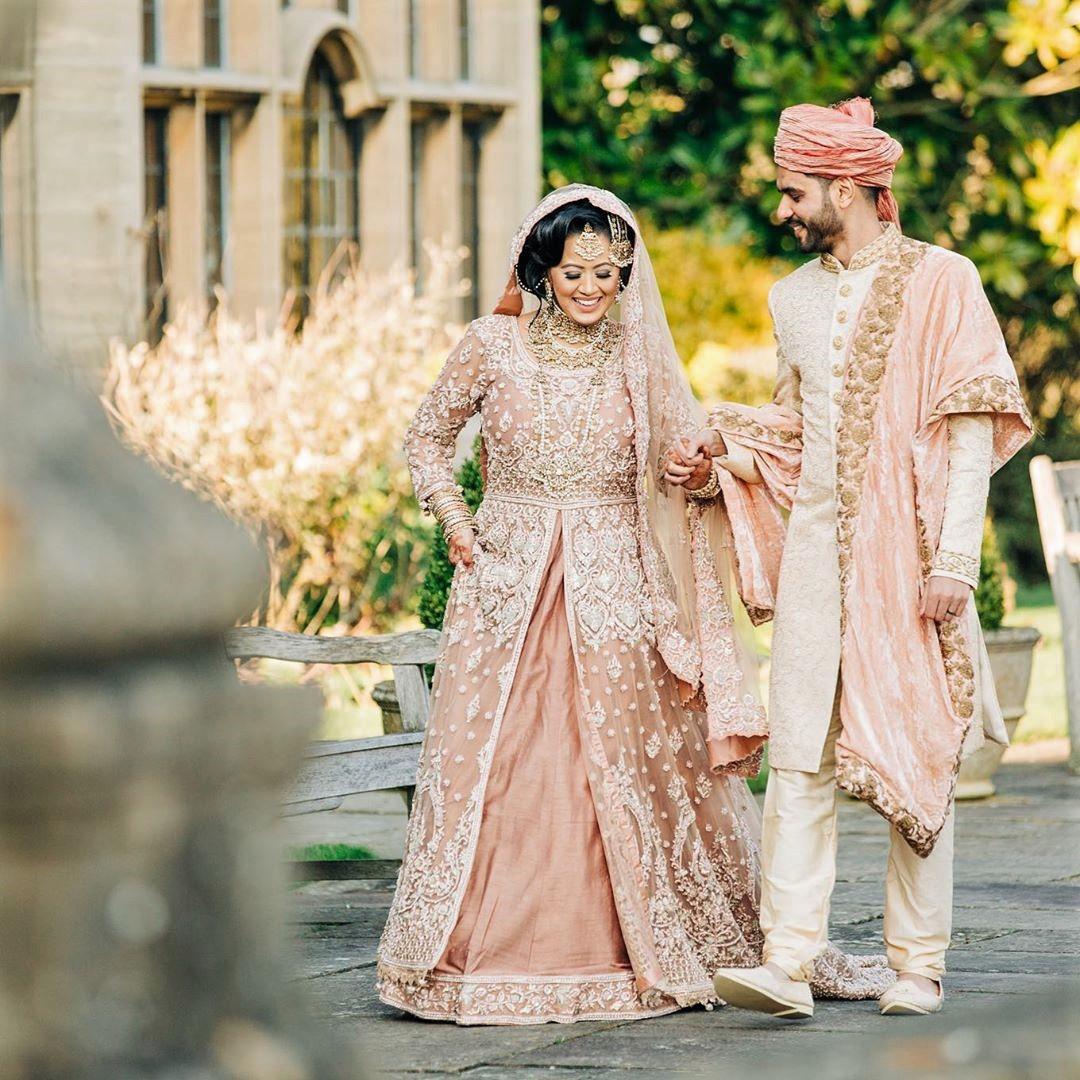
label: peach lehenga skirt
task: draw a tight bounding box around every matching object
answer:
[383,524,678,1024]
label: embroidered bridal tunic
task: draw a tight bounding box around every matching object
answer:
[377,313,762,1024]
[376,312,890,1025]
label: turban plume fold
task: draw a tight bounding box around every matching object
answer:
[774,97,903,225]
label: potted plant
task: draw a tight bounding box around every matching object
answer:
[955,520,1042,799]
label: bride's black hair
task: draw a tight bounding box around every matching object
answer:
[515,199,635,305]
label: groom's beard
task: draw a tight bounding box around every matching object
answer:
[789,203,844,253]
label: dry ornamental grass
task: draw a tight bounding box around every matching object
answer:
[103,246,466,640]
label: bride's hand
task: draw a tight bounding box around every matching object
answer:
[664,435,713,488]
[448,527,476,568]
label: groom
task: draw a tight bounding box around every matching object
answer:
[666,98,1031,1018]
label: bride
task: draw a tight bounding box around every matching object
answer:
[376,185,890,1024]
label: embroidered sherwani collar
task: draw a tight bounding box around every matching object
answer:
[819,222,900,274]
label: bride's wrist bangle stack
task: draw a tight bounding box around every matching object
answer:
[684,465,720,501]
[428,489,476,541]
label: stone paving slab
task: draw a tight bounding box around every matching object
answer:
[289,762,1080,1078]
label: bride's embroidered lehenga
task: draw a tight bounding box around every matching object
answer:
[377,187,891,1025]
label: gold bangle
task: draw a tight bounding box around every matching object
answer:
[684,466,720,501]
[441,518,476,543]
[427,489,465,514]
[437,508,473,527]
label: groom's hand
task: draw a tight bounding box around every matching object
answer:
[921,576,971,622]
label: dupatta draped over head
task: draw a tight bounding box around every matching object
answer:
[494,185,774,773]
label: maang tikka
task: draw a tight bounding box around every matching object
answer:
[572,223,606,263]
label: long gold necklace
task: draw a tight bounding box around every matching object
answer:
[525,301,623,498]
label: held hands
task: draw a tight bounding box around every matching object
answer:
[448,527,476,568]
[663,429,724,491]
[921,576,971,622]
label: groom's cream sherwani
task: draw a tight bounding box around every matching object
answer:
[707,224,1031,979]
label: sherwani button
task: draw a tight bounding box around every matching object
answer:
[839,284,852,297]
[833,336,844,349]
[837,311,848,323]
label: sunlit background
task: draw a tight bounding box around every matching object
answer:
[1,0,1075,746]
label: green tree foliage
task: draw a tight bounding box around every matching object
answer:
[643,223,783,360]
[975,518,1007,630]
[541,0,1079,580]
[417,437,486,630]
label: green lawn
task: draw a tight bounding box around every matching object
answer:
[290,842,375,861]
[1009,584,1066,743]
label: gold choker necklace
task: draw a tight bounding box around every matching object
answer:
[527,301,622,370]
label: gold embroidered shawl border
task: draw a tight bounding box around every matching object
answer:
[833,235,928,631]
[708,405,802,447]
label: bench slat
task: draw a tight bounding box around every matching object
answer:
[391,663,431,732]
[302,731,424,759]
[286,739,423,804]
[225,626,442,665]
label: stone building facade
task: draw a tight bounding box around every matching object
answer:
[0,0,540,367]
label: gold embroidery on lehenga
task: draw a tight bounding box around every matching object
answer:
[379,971,681,1025]
[564,502,651,650]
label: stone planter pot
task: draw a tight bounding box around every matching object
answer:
[956,625,1042,800]
[373,678,403,734]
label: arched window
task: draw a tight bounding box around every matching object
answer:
[283,51,359,314]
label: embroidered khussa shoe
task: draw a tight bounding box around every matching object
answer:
[712,965,814,1019]
[879,978,943,1016]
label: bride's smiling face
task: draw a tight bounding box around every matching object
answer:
[547,231,621,327]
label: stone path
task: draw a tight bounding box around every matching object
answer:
[288,762,1080,1078]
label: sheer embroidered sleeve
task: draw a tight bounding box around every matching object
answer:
[404,323,489,509]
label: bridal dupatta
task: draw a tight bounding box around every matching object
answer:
[711,239,1031,855]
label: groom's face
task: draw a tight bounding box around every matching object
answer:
[775,168,844,253]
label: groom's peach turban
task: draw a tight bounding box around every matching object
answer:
[774,97,903,225]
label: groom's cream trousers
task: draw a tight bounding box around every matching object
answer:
[759,697,954,982]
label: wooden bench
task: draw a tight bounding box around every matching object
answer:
[224,625,441,879]
[1030,456,1080,773]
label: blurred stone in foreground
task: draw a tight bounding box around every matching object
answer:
[0,302,365,1077]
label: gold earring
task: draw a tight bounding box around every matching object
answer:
[542,277,554,304]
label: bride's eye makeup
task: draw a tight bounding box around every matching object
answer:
[563,269,613,281]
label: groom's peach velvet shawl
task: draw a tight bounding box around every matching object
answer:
[713,239,1031,855]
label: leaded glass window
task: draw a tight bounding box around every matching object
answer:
[283,53,360,316]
